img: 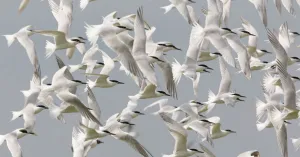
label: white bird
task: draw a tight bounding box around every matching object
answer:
[237,150,260,157]
[206,116,236,139]
[224,33,251,79]
[32,30,86,59]
[54,55,77,94]
[3,25,39,68]
[240,17,268,58]
[87,21,143,79]
[110,128,153,157]
[250,57,269,71]
[132,8,159,86]
[129,83,171,100]
[86,50,124,89]
[247,0,267,27]
[269,108,288,157]
[291,138,300,151]
[72,127,85,157]
[144,99,177,116]
[0,129,36,157]
[161,0,196,24]
[159,112,204,157]
[205,57,245,111]
[56,90,101,125]
[47,0,86,59]
[69,44,104,74]
[200,0,236,67]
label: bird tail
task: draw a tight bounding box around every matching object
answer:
[80,0,90,11]
[207,90,216,102]
[0,135,5,146]
[3,34,16,47]
[256,98,267,120]
[85,23,99,45]
[45,40,56,58]
[69,64,82,73]
[256,121,267,131]
[172,59,183,85]
[291,138,300,151]
[11,111,23,121]
[49,105,65,124]
[87,79,96,89]
[161,4,174,14]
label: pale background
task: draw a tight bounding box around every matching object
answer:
[0,0,300,157]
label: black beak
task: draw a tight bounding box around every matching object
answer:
[203,69,210,73]
[117,26,132,31]
[103,130,116,135]
[284,120,291,124]
[188,0,196,3]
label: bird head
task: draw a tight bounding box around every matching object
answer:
[290,57,300,62]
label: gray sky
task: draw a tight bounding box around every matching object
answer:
[0,0,300,157]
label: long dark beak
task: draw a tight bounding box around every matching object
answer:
[206,67,213,70]
[117,26,132,31]
[237,98,244,102]
[284,120,291,124]
[174,47,182,51]
[249,33,256,36]
[231,31,237,34]
[188,0,196,3]
[203,69,210,73]
[80,41,85,44]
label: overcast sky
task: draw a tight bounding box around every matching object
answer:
[0,0,300,157]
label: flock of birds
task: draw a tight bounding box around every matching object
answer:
[3,0,300,156]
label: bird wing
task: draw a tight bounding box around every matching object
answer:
[19,0,30,13]
[57,91,101,125]
[159,113,187,154]
[51,66,69,85]
[157,59,177,99]
[278,22,290,52]
[253,0,267,27]
[200,143,216,157]
[6,134,22,157]
[277,60,296,109]
[100,50,114,76]
[76,43,86,54]
[187,120,212,145]
[17,34,38,67]
[117,129,153,157]
[33,30,68,44]
[206,32,235,67]
[82,44,99,63]
[217,57,231,95]
[175,2,192,24]
[132,7,147,58]
[48,0,72,35]
[241,17,258,48]
[87,86,102,126]
[54,55,76,94]
[144,99,168,111]
[267,29,288,70]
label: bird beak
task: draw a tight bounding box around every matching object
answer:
[249,33,256,36]
[118,81,125,84]
[231,130,236,133]
[284,120,291,124]
[30,132,38,136]
[174,47,182,51]
[117,26,132,31]
[188,0,196,3]
[203,69,210,73]
[206,67,213,70]
[231,31,237,34]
